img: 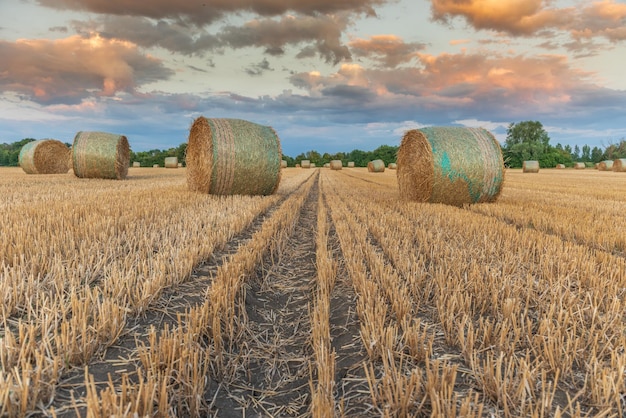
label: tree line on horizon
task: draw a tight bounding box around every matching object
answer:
[1,121,624,168]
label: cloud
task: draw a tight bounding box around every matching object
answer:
[36,0,390,26]
[349,35,425,67]
[245,58,274,76]
[0,34,174,104]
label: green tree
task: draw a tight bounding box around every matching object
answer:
[581,145,591,161]
[591,146,603,163]
[502,121,551,168]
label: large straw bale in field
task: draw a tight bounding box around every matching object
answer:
[522,160,539,173]
[613,159,626,172]
[555,164,565,169]
[368,159,385,172]
[388,162,397,170]
[281,160,287,168]
[19,139,70,174]
[574,162,586,169]
[186,117,282,195]
[301,160,311,169]
[164,157,178,168]
[397,127,504,206]
[330,160,342,170]
[598,160,613,171]
[347,162,355,168]
[72,132,129,180]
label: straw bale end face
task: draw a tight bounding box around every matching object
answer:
[186,117,282,195]
[164,157,178,168]
[397,127,504,206]
[522,160,540,173]
[19,139,70,174]
[72,131,130,180]
[367,159,385,172]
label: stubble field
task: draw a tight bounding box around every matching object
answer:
[1,166,625,417]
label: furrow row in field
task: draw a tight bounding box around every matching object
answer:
[328,169,626,416]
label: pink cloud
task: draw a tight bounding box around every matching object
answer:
[348,35,425,67]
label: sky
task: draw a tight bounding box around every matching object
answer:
[1,0,625,156]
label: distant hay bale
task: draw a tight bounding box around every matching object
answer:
[594,163,599,169]
[295,163,301,168]
[613,159,626,172]
[368,159,385,172]
[330,160,342,170]
[555,164,565,169]
[397,127,504,206]
[153,164,159,168]
[72,131,129,180]
[164,156,178,168]
[347,162,355,168]
[301,160,311,169]
[186,117,282,195]
[574,162,586,169]
[19,139,70,174]
[281,160,287,168]
[323,163,330,168]
[178,162,183,167]
[522,160,539,173]
[388,163,397,170]
[311,163,316,168]
[132,161,141,167]
[598,160,613,171]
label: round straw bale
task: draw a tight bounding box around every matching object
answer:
[598,160,613,171]
[311,163,316,168]
[295,163,301,168]
[330,160,343,170]
[555,164,565,169]
[368,159,385,172]
[522,160,539,173]
[186,117,282,195]
[323,163,330,168]
[397,127,504,206]
[132,161,141,167]
[178,162,183,167]
[164,156,178,168]
[72,131,129,180]
[613,159,626,172]
[281,160,287,168]
[19,139,70,174]
[574,162,586,169]
[153,164,159,168]
[301,160,311,169]
[388,162,397,170]
[347,162,355,168]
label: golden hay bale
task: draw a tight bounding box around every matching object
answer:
[555,164,565,169]
[311,163,316,168]
[598,160,613,171]
[186,117,282,195]
[368,159,385,172]
[72,131,129,180]
[153,164,159,168]
[281,160,287,168]
[574,162,586,169]
[132,161,141,167]
[295,163,301,168]
[19,139,70,174]
[388,162,397,170]
[522,160,539,173]
[164,156,178,168]
[397,127,504,206]
[323,163,330,168]
[330,160,343,170]
[301,160,311,169]
[613,159,626,172]
[347,161,355,168]
[178,162,183,167]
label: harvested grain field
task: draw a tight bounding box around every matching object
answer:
[1,166,625,417]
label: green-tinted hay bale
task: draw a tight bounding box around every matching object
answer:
[574,162,586,169]
[555,164,565,169]
[598,160,613,171]
[368,159,385,172]
[301,160,311,169]
[388,162,397,170]
[347,162,355,168]
[164,157,178,168]
[397,127,504,206]
[132,161,141,167]
[153,164,159,168]
[330,160,342,170]
[19,139,70,174]
[186,117,282,195]
[522,160,539,173]
[323,163,330,168]
[281,160,287,168]
[613,159,626,172]
[72,131,129,180]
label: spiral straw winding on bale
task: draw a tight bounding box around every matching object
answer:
[388,162,397,170]
[556,164,565,169]
[598,160,614,171]
[19,139,70,174]
[186,117,282,195]
[574,162,586,169]
[613,159,626,172]
[347,162,355,168]
[72,132,129,180]
[330,160,343,170]
[522,160,540,173]
[301,160,311,169]
[397,127,504,206]
[368,159,385,172]
[164,157,178,168]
